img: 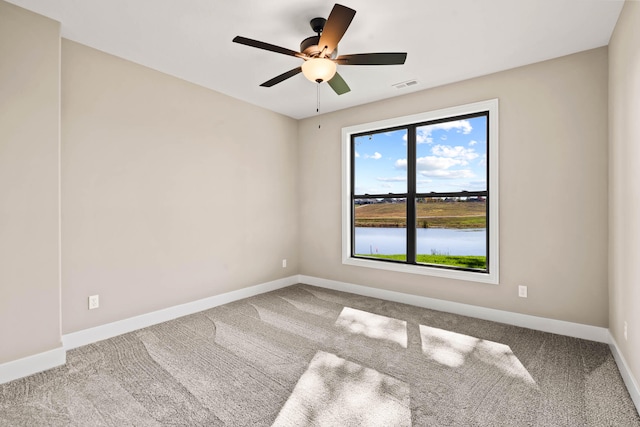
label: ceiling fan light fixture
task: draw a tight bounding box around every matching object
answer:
[302,57,337,83]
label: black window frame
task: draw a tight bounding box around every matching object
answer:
[348,110,493,276]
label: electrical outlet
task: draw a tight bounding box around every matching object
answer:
[518,285,528,298]
[88,295,99,310]
[282,259,287,268]
[624,321,628,341]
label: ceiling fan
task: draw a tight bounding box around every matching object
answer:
[232,3,407,95]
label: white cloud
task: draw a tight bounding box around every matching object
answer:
[396,153,476,180]
[417,156,465,171]
[416,120,473,144]
[396,156,464,171]
[364,152,382,160]
[419,169,475,179]
[431,145,479,161]
[355,151,360,158]
[395,139,479,181]
[420,136,433,144]
[415,130,433,145]
[377,176,407,182]
[469,140,478,146]
[443,120,472,134]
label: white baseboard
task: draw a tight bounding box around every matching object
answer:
[609,334,640,412]
[0,347,65,385]
[299,275,610,343]
[63,275,298,351]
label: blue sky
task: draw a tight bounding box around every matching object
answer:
[354,116,487,195]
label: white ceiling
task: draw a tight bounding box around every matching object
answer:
[7,0,624,119]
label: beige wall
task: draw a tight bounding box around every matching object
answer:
[0,2,61,363]
[609,0,640,388]
[61,40,299,333]
[299,47,609,327]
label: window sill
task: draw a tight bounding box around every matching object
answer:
[342,256,499,284]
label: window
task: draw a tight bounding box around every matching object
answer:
[342,100,499,284]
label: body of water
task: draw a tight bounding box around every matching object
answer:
[355,227,486,256]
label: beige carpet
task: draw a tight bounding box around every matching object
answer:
[1,284,638,426]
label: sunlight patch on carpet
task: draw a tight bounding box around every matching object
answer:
[272,351,411,427]
[420,325,478,368]
[420,325,536,385]
[335,307,408,348]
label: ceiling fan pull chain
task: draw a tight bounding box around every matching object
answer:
[317,83,322,128]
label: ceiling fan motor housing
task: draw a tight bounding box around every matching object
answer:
[300,35,338,58]
[301,17,338,58]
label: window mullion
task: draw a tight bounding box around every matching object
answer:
[406,126,417,264]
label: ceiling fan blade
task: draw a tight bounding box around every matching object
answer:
[335,52,407,65]
[233,36,303,58]
[260,67,303,87]
[318,4,356,56]
[327,72,351,95]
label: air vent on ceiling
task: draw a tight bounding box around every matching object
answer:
[392,79,418,89]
